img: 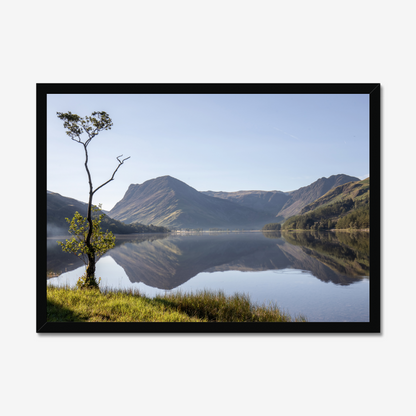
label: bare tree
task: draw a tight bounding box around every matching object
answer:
[57,111,130,287]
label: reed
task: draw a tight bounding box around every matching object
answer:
[156,289,307,322]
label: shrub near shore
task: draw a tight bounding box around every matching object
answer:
[47,286,307,323]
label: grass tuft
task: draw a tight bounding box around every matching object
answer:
[157,289,307,322]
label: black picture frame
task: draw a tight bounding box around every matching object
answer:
[37,83,380,333]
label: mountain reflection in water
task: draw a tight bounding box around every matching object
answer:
[47,231,369,289]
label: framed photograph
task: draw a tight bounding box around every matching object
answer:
[37,83,380,333]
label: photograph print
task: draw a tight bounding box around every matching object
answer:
[38,83,380,333]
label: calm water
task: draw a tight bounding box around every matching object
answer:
[47,231,370,322]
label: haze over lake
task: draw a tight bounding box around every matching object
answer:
[48,230,369,322]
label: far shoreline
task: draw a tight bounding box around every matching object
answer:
[48,228,370,239]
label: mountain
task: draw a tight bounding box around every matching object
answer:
[108,174,361,230]
[109,176,277,230]
[202,190,290,215]
[204,174,360,220]
[47,191,169,236]
[276,174,360,218]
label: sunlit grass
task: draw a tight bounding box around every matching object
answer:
[156,289,307,322]
[47,286,307,323]
[47,286,203,322]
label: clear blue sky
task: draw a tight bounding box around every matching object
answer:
[47,93,369,211]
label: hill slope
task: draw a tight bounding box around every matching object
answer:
[47,192,169,236]
[281,178,370,230]
[276,174,360,218]
[109,176,276,229]
[299,177,369,214]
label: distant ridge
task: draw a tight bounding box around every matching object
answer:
[202,190,290,215]
[203,174,360,220]
[109,174,361,230]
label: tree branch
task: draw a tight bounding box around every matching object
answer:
[71,135,83,144]
[92,155,131,195]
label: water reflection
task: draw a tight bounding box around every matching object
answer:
[275,230,369,279]
[47,231,369,288]
[47,233,169,278]
[47,238,84,278]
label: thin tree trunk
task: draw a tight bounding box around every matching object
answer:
[84,145,96,284]
[85,195,96,281]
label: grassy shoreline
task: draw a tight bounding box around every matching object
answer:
[47,286,307,323]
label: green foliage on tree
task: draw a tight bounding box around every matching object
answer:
[57,205,115,289]
[335,204,369,230]
[57,111,130,289]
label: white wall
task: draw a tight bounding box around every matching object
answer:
[2,1,413,415]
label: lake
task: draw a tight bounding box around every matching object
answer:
[47,230,370,322]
